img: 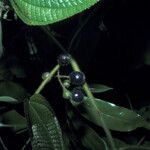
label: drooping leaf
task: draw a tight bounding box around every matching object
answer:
[74,98,150,132]
[0,122,14,128]
[0,81,27,102]
[0,96,19,104]
[10,0,100,25]
[26,94,64,150]
[67,105,108,150]
[1,110,27,132]
[89,84,113,93]
[82,126,108,150]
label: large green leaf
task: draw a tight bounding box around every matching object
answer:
[81,125,108,150]
[89,84,113,93]
[0,81,27,102]
[67,106,108,150]
[1,110,27,132]
[10,0,99,25]
[26,94,64,150]
[0,96,19,104]
[74,98,150,132]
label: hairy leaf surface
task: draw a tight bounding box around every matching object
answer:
[10,0,100,25]
[26,94,64,150]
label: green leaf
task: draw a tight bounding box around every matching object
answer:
[0,96,19,104]
[67,106,108,150]
[10,0,100,25]
[89,84,113,93]
[0,81,27,102]
[76,98,150,132]
[26,94,64,150]
[1,110,27,132]
[82,126,108,150]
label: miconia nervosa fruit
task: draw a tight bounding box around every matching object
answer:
[69,71,85,86]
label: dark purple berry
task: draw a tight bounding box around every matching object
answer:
[69,71,85,86]
[71,88,84,102]
[57,53,71,66]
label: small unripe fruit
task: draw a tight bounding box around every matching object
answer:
[42,72,49,80]
[71,88,84,102]
[57,53,71,66]
[69,71,85,86]
[63,88,71,99]
[63,79,71,88]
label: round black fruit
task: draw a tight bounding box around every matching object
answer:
[69,71,85,86]
[71,88,84,102]
[57,53,71,66]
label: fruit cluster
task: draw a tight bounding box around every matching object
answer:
[57,54,86,102]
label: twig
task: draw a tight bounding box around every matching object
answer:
[136,136,145,146]
[55,75,69,79]
[35,65,60,94]
[126,94,134,111]
[40,26,67,53]
[68,5,99,52]
[70,58,117,150]
[21,138,31,150]
[57,70,65,88]
[0,137,8,150]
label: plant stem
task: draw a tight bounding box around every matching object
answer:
[21,138,31,150]
[57,70,65,88]
[0,137,8,150]
[40,26,67,53]
[35,65,60,94]
[136,136,145,146]
[70,58,117,150]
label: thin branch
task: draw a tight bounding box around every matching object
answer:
[136,136,145,146]
[68,5,99,52]
[35,65,60,94]
[57,70,65,88]
[0,137,8,150]
[70,58,117,150]
[126,94,134,111]
[40,26,67,53]
[21,138,31,150]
